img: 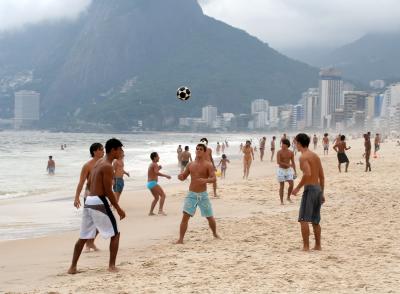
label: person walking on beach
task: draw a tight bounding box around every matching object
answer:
[216,142,221,155]
[200,138,218,197]
[222,142,226,153]
[113,150,130,202]
[313,134,318,150]
[242,140,255,179]
[68,138,126,274]
[271,136,276,162]
[175,143,220,244]
[364,133,372,172]
[47,156,55,175]
[73,142,104,252]
[147,152,171,216]
[277,139,297,205]
[259,136,266,161]
[177,145,183,166]
[374,133,380,158]
[292,133,325,251]
[180,146,193,173]
[333,135,351,173]
[280,133,287,147]
[217,154,230,179]
[322,133,329,155]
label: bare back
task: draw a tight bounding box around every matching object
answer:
[181,151,191,161]
[113,159,125,177]
[88,160,114,197]
[148,162,159,182]
[334,141,347,153]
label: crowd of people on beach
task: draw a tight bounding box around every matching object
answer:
[64,131,384,274]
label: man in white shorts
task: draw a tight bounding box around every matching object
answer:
[276,138,297,205]
[68,138,126,274]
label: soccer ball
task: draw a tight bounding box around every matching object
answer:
[177,86,191,101]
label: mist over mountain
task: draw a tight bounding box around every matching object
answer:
[0,0,318,131]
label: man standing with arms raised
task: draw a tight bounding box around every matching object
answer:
[176,143,220,244]
[292,133,325,251]
[68,138,126,274]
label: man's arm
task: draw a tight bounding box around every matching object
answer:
[292,157,311,195]
[333,143,338,152]
[345,142,351,150]
[178,163,191,181]
[74,164,89,208]
[291,152,297,174]
[209,149,216,169]
[189,153,193,162]
[103,166,125,219]
[251,148,255,160]
[154,164,171,179]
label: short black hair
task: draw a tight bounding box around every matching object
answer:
[105,138,123,154]
[222,154,227,159]
[281,138,290,147]
[324,133,328,137]
[184,146,189,151]
[49,155,52,159]
[200,137,208,144]
[341,135,346,141]
[196,143,207,152]
[295,133,310,148]
[273,136,276,139]
[90,143,103,157]
[150,152,158,160]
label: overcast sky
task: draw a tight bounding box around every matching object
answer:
[1,0,400,50]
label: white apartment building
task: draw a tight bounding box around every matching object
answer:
[14,90,40,128]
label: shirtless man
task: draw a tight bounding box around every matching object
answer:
[333,135,351,172]
[374,133,380,157]
[200,138,218,197]
[113,151,130,202]
[242,140,255,179]
[68,138,126,274]
[313,134,318,150]
[259,136,266,161]
[280,133,287,147]
[176,143,220,244]
[74,143,104,252]
[292,133,325,251]
[271,136,276,162]
[177,145,183,166]
[47,156,55,175]
[364,133,372,172]
[276,139,297,204]
[322,133,329,155]
[180,146,193,173]
[147,152,171,216]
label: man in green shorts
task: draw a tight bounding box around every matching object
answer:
[175,143,220,244]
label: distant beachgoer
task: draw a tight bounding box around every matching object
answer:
[225,139,229,148]
[112,150,130,202]
[175,143,220,244]
[217,154,230,179]
[68,138,126,274]
[74,142,104,252]
[313,134,318,150]
[276,139,297,205]
[292,133,325,251]
[147,152,171,216]
[397,140,400,146]
[280,133,287,147]
[239,143,243,153]
[47,156,55,175]
[216,142,221,155]
[333,135,351,173]
[200,138,218,197]
[374,133,380,157]
[292,138,297,155]
[64,144,67,149]
[177,145,183,166]
[180,146,193,173]
[61,144,64,150]
[271,136,276,162]
[364,133,372,172]
[322,133,329,155]
[222,142,226,153]
[259,136,266,161]
[242,140,254,179]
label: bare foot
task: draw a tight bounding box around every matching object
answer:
[158,211,167,216]
[214,234,221,240]
[287,198,293,203]
[148,212,156,216]
[67,266,78,274]
[108,266,119,272]
[313,245,322,251]
[85,244,99,252]
[280,202,284,205]
[175,240,184,245]
[302,246,310,252]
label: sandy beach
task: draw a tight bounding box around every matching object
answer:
[1,137,399,293]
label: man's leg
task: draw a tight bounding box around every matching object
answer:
[287,180,294,202]
[149,189,160,216]
[345,161,349,172]
[153,185,167,215]
[312,223,321,250]
[176,212,191,244]
[338,163,341,173]
[279,182,284,205]
[206,216,220,239]
[114,192,121,203]
[68,239,87,274]
[300,222,310,251]
[213,181,218,197]
[109,233,120,272]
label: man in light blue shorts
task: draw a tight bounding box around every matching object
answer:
[176,143,220,244]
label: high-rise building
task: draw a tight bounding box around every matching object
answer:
[14,90,40,129]
[299,88,319,128]
[319,68,343,128]
[290,104,304,130]
[254,111,269,129]
[202,105,218,127]
[251,99,269,115]
[343,91,367,127]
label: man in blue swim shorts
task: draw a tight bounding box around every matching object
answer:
[112,150,130,202]
[175,143,220,244]
[147,152,171,216]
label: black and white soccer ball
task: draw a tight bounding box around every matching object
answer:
[177,86,191,101]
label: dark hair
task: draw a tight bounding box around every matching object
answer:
[105,138,123,154]
[150,152,158,160]
[200,137,208,144]
[324,133,328,137]
[184,146,189,151]
[90,143,103,157]
[281,138,290,147]
[295,133,310,148]
[49,155,52,159]
[246,140,251,145]
[263,136,266,139]
[341,135,346,141]
[196,143,207,152]
[273,136,276,139]
[222,154,227,159]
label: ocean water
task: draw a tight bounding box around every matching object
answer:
[0,131,258,241]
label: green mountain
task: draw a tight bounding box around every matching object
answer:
[0,0,318,131]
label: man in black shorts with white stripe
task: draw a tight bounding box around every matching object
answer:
[292,133,325,251]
